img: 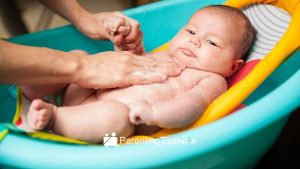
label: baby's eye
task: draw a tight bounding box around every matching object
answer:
[186,29,196,35]
[207,40,217,47]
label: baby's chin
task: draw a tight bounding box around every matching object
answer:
[169,54,187,70]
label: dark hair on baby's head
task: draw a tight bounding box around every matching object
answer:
[201,5,256,61]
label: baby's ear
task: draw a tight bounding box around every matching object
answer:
[230,59,244,74]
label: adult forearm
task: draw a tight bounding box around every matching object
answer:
[38,0,87,25]
[0,40,82,85]
[38,0,109,40]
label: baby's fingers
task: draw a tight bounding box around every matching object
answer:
[113,34,124,46]
[114,45,122,52]
[122,31,143,50]
[112,26,131,46]
[128,42,146,55]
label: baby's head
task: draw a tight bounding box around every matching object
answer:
[169,5,256,77]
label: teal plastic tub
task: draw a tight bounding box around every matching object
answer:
[1,0,300,168]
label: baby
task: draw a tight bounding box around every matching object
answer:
[20,5,256,143]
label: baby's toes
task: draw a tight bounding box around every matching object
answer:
[35,120,46,130]
[36,109,50,129]
[38,109,49,120]
[31,99,44,111]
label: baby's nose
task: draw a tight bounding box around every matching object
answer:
[190,38,200,47]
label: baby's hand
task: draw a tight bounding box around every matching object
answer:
[103,12,145,55]
[103,14,131,46]
[128,100,154,125]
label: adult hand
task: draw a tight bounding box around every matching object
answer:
[74,11,145,55]
[103,12,145,55]
[74,51,181,89]
[38,0,144,54]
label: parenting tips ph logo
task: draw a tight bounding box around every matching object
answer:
[103,132,118,147]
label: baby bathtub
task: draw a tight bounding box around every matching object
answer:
[1,0,300,168]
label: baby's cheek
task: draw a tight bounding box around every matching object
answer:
[168,45,179,59]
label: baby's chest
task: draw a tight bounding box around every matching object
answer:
[97,69,208,104]
[131,69,208,102]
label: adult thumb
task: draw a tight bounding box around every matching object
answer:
[118,25,131,36]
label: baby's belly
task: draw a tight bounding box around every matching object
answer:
[97,81,179,105]
[96,69,206,105]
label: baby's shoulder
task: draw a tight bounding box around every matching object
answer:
[204,73,226,84]
[199,73,227,90]
[196,73,227,101]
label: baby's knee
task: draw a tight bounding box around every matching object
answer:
[89,101,134,143]
[107,102,135,138]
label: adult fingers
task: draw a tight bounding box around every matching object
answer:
[127,71,167,85]
[124,19,141,43]
[130,55,177,67]
[114,12,143,43]
[116,51,181,74]
[118,25,131,36]
[112,17,129,32]
[132,41,146,55]
[130,57,182,77]
[123,31,143,49]
[117,38,144,54]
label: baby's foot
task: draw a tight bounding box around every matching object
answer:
[27,99,57,130]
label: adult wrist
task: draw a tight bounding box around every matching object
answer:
[68,53,89,85]
[74,11,112,40]
[70,7,90,28]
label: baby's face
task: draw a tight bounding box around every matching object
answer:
[169,9,244,76]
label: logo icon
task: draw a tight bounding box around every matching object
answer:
[103,132,118,147]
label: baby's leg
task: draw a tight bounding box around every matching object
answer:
[26,99,57,130]
[62,84,96,106]
[53,100,134,143]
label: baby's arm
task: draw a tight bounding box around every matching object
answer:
[130,75,227,128]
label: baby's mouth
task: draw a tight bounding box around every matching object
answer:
[180,48,196,58]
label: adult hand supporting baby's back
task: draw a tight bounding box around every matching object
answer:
[74,51,182,89]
